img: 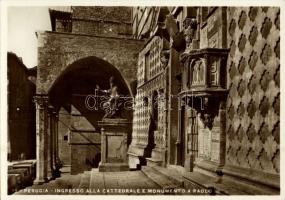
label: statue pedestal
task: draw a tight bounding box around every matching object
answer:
[98,118,130,172]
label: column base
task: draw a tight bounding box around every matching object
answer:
[33,178,45,185]
[99,162,129,172]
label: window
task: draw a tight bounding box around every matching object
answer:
[145,51,150,81]
[143,97,149,107]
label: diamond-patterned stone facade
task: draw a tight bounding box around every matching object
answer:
[260,70,270,92]
[249,7,258,21]
[237,102,245,117]
[247,99,256,119]
[272,150,280,173]
[238,57,246,75]
[252,135,263,156]
[226,7,279,175]
[261,17,272,39]
[227,125,235,141]
[258,122,270,143]
[229,62,237,79]
[238,34,246,52]
[249,26,258,46]
[229,19,236,36]
[248,50,258,70]
[274,66,280,87]
[259,96,269,118]
[263,135,277,160]
[275,10,280,30]
[238,11,247,30]
[273,93,280,116]
[247,123,256,143]
[248,75,256,95]
[272,122,279,144]
[274,39,280,59]
[132,36,167,149]
[237,79,246,97]
[229,41,236,58]
[236,125,244,142]
[260,44,272,65]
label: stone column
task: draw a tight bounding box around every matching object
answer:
[101,127,107,164]
[175,97,182,165]
[218,101,227,168]
[46,108,53,181]
[167,47,179,165]
[52,111,61,177]
[188,108,196,172]
[54,114,62,170]
[33,95,48,185]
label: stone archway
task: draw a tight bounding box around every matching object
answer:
[33,56,133,183]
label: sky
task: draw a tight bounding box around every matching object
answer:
[8,7,51,68]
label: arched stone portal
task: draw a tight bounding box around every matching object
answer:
[33,56,133,183]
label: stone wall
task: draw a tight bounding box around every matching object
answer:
[58,107,71,166]
[69,103,101,174]
[71,7,132,37]
[37,31,144,95]
[226,7,280,174]
[72,19,132,37]
[72,6,132,23]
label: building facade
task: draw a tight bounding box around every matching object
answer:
[8,52,37,161]
[128,7,280,194]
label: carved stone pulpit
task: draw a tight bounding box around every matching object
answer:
[98,118,130,172]
[179,47,229,173]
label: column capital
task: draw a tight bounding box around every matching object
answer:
[33,94,49,109]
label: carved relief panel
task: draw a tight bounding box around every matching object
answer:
[190,59,205,86]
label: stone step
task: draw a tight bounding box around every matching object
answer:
[146,157,163,167]
[60,165,71,174]
[70,174,83,188]
[183,171,225,195]
[151,166,184,187]
[89,168,105,191]
[141,166,179,190]
[167,164,187,174]
[78,171,91,190]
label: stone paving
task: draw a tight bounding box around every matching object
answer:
[14,169,165,195]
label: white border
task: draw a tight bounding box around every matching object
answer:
[1,1,284,200]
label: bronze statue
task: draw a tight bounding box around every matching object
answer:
[101,76,123,119]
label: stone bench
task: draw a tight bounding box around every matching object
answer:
[8,174,21,194]
[12,163,36,180]
[8,168,30,187]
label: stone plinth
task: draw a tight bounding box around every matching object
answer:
[98,118,130,172]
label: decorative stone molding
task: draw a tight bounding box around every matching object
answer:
[33,95,49,110]
[160,49,170,69]
[183,18,198,51]
[180,48,229,129]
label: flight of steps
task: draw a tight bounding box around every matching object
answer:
[15,167,185,195]
[141,165,184,190]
